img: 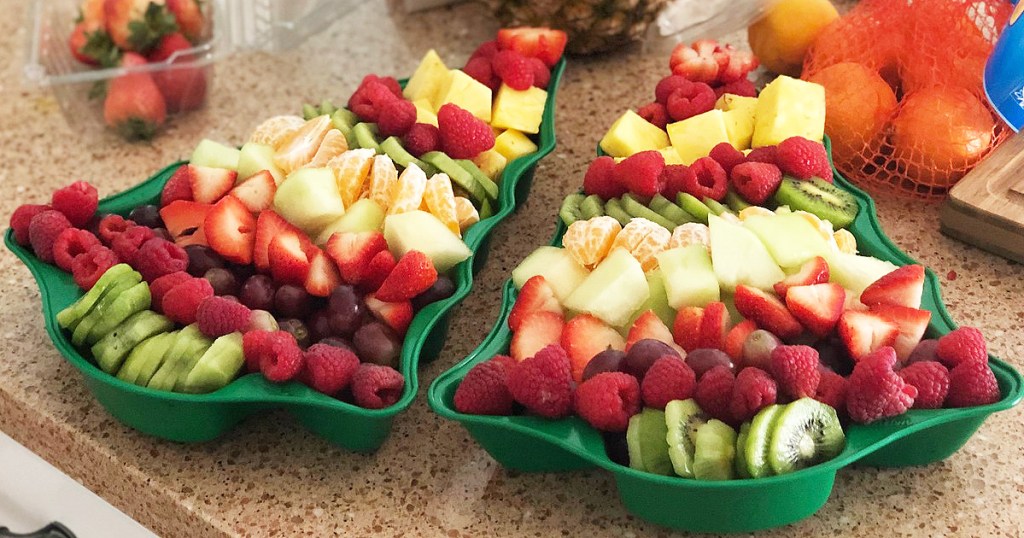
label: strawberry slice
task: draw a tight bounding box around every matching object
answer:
[733,285,803,341]
[837,310,899,361]
[365,293,414,337]
[229,170,277,213]
[672,306,704,352]
[268,233,312,285]
[363,250,397,292]
[716,45,759,83]
[159,200,211,240]
[870,304,932,361]
[304,247,341,298]
[203,195,255,265]
[509,275,563,331]
[510,310,564,362]
[669,39,723,84]
[375,250,438,302]
[496,27,568,67]
[860,265,925,309]
[785,283,846,337]
[253,210,304,273]
[161,164,194,207]
[697,301,731,350]
[189,164,237,204]
[773,256,830,299]
[626,310,680,352]
[325,231,389,285]
[560,314,625,382]
[176,226,207,247]
[723,319,757,361]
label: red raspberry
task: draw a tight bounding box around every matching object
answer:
[507,344,574,419]
[259,331,304,383]
[776,137,833,182]
[242,330,282,372]
[814,369,848,411]
[52,228,102,272]
[51,181,99,227]
[846,346,918,423]
[491,49,534,90]
[666,82,716,122]
[10,204,51,246]
[301,343,361,395]
[637,102,669,130]
[655,75,692,105]
[196,295,252,337]
[97,214,134,245]
[899,361,950,409]
[70,245,119,290]
[133,237,188,282]
[694,365,735,423]
[161,165,193,207]
[161,277,214,325]
[745,146,779,167]
[28,210,72,263]
[401,123,441,157]
[377,99,417,137]
[612,150,665,198]
[714,78,757,98]
[708,142,746,176]
[110,225,156,263]
[351,364,405,409]
[659,164,694,198]
[640,356,696,409]
[935,327,987,368]
[348,80,398,123]
[149,271,192,313]
[469,39,500,61]
[463,56,499,90]
[730,366,777,423]
[582,156,626,199]
[354,74,402,98]
[437,104,495,159]
[575,372,641,432]
[454,355,516,416]
[945,360,1000,408]
[528,57,551,89]
[730,162,782,205]
[678,157,728,201]
[770,345,821,399]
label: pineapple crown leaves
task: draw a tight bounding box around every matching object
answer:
[127,2,179,54]
[81,30,123,68]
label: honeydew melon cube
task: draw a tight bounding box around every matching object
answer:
[273,167,345,234]
[512,246,590,302]
[658,245,721,309]
[666,110,731,165]
[752,76,826,148]
[709,214,785,292]
[472,149,508,181]
[490,84,547,134]
[826,252,898,296]
[403,49,449,104]
[383,210,471,273]
[564,247,650,329]
[413,98,439,126]
[237,142,285,184]
[315,199,386,246]
[191,139,241,171]
[743,213,831,269]
[629,269,676,327]
[433,70,492,122]
[600,110,670,158]
[493,129,538,162]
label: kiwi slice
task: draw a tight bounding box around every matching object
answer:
[92,310,174,374]
[626,408,673,475]
[301,103,320,120]
[422,151,487,206]
[693,419,737,481]
[319,99,337,116]
[735,422,751,479]
[648,194,672,213]
[380,137,435,176]
[580,195,605,219]
[745,403,783,478]
[702,197,730,216]
[559,194,585,225]
[676,193,712,224]
[724,190,752,213]
[352,123,382,154]
[773,178,858,229]
[331,109,359,147]
[651,196,696,225]
[57,264,136,330]
[456,159,499,201]
[768,398,846,476]
[664,399,708,478]
[604,198,632,226]
[621,194,677,230]
[479,196,495,220]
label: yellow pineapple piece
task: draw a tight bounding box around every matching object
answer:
[752,76,826,147]
[454,196,479,233]
[413,98,438,126]
[327,148,375,207]
[309,129,349,167]
[367,154,398,211]
[472,149,508,181]
[388,162,428,215]
[716,94,759,150]
[433,70,492,122]
[274,115,333,174]
[424,173,461,236]
[490,84,547,134]
[659,146,684,165]
[666,110,731,164]
[600,110,670,158]
[493,129,538,162]
[404,49,450,104]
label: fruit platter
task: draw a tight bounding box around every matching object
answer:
[6,29,567,453]
[429,41,1023,532]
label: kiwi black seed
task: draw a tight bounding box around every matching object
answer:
[772,178,859,229]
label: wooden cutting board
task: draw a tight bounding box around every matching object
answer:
[940,133,1024,263]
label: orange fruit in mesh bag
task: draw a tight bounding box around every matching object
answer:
[424,173,461,236]
[327,148,375,207]
[667,222,710,251]
[367,154,398,211]
[274,115,332,174]
[562,216,622,269]
[454,197,479,233]
[610,218,670,272]
[249,115,305,147]
[747,0,839,76]
[806,62,897,167]
[309,129,349,167]
[388,163,428,215]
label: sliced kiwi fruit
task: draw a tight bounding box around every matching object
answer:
[604,198,632,226]
[735,422,751,479]
[648,194,673,213]
[724,190,752,213]
[664,399,709,478]
[456,159,499,201]
[421,151,487,206]
[57,264,136,330]
[657,199,696,225]
[301,103,320,120]
[479,196,495,220]
[559,193,585,225]
[621,194,677,230]
[318,99,337,116]
[702,197,730,216]
[331,109,359,147]
[745,403,783,478]
[92,310,173,374]
[352,122,382,154]
[580,195,605,219]
[773,178,858,229]
[626,408,673,475]
[693,419,737,481]
[380,136,434,176]
[676,193,712,224]
[768,398,845,476]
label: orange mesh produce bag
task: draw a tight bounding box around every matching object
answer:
[802,0,1013,199]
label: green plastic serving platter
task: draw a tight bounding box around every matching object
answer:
[428,138,1024,532]
[4,60,565,453]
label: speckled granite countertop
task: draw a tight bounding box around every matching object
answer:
[1,1,1022,536]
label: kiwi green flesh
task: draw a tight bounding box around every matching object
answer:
[745,404,783,478]
[768,398,845,476]
[725,190,752,212]
[620,194,677,230]
[772,178,858,229]
[693,419,737,481]
[559,193,585,225]
[664,399,708,478]
[626,408,673,475]
[735,422,752,479]
[649,194,673,212]
[580,195,606,219]
[604,198,632,226]
[655,199,697,225]
[702,197,730,216]
[676,193,711,224]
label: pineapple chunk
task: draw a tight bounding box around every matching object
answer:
[715,94,758,115]
[433,70,492,122]
[666,110,732,164]
[752,76,826,148]
[493,129,538,162]
[599,110,670,158]
[659,146,684,165]
[490,84,547,134]
[413,98,438,126]
[716,94,758,150]
[472,149,508,180]
[403,49,449,104]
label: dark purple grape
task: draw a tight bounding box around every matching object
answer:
[239,274,276,311]
[327,285,364,335]
[307,309,334,342]
[906,339,940,365]
[85,213,108,235]
[278,318,310,348]
[185,244,226,277]
[354,322,401,368]
[274,284,311,319]
[151,227,173,242]
[128,204,163,229]
[581,348,627,382]
[686,348,734,378]
[230,263,255,283]
[742,329,781,370]
[603,431,629,467]
[815,336,854,376]
[248,309,278,332]
[623,339,680,380]
[318,337,355,353]
[411,275,457,311]
[204,267,240,296]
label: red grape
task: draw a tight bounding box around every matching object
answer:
[248,309,279,332]
[185,244,226,277]
[742,329,781,370]
[327,285,364,335]
[623,339,680,381]
[307,309,334,342]
[582,349,627,382]
[354,322,401,368]
[686,348,734,378]
[278,318,311,348]
[204,267,239,296]
[275,284,311,319]
[128,204,163,229]
[412,275,457,310]
[240,274,276,311]
[906,339,939,365]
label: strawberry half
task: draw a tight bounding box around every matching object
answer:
[510,310,564,362]
[268,233,313,285]
[733,285,803,341]
[304,248,341,298]
[672,306,704,352]
[229,170,277,213]
[189,164,237,204]
[508,275,563,331]
[773,256,830,299]
[325,231,389,286]
[697,301,731,350]
[253,210,303,273]
[626,310,679,352]
[560,314,625,382]
[496,27,567,67]
[860,264,925,309]
[870,304,932,361]
[365,293,414,336]
[785,283,846,337]
[159,200,211,240]
[375,250,438,302]
[723,319,757,361]
[203,195,255,265]
[837,310,899,361]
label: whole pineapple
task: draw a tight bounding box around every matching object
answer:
[483,0,669,54]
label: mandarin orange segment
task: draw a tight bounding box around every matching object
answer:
[611,218,670,272]
[454,196,479,233]
[667,222,710,252]
[367,154,398,211]
[273,115,333,175]
[328,148,376,206]
[833,228,857,254]
[793,210,835,242]
[562,216,622,269]
[309,129,349,167]
[249,115,305,147]
[424,173,461,236]
[738,206,775,221]
[388,163,428,215]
